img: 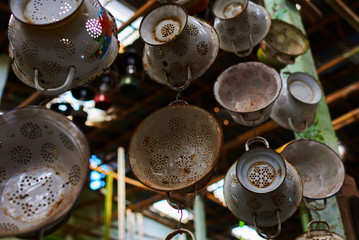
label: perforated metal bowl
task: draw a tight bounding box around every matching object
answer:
[129,101,223,193]
[0,106,89,237]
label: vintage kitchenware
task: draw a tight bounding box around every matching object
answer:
[129,101,222,208]
[212,0,248,19]
[166,228,196,240]
[213,0,271,57]
[224,158,302,232]
[141,3,219,90]
[295,221,345,240]
[270,72,322,133]
[158,0,209,15]
[8,0,119,95]
[0,106,90,237]
[281,139,345,209]
[257,19,309,69]
[214,62,282,126]
[236,137,287,194]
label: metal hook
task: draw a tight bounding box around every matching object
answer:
[303,198,327,211]
[177,209,183,230]
[232,34,254,58]
[176,90,182,102]
[288,118,308,133]
[163,65,192,91]
[253,210,281,239]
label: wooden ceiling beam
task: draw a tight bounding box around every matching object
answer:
[325,0,359,31]
[317,45,359,75]
[333,107,359,131]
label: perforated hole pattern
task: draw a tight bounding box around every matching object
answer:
[162,134,181,152]
[42,61,62,78]
[0,166,6,183]
[26,0,75,24]
[197,41,209,55]
[7,175,56,217]
[248,162,275,188]
[54,38,76,59]
[230,173,239,188]
[59,132,75,151]
[22,40,39,60]
[150,154,168,172]
[161,175,180,187]
[271,192,286,207]
[161,24,175,37]
[231,194,239,208]
[185,24,199,37]
[246,197,261,210]
[187,129,204,148]
[69,164,81,185]
[0,222,19,233]
[89,0,102,10]
[171,41,188,57]
[11,145,32,165]
[175,155,194,173]
[169,117,186,132]
[142,136,158,154]
[41,142,59,163]
[86,18,102,39]
[20,122,42,139]
[83,45,98,63]
[169,62,184,74]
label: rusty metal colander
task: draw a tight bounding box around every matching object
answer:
[0,106,89,238]
[129,101,223,193]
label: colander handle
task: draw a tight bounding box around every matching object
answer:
[307,220,333,236]
[245,136,269,151]
[165,228,196,240]
[163,65,192,91]
[253,209,281,240]
[166,191,196,210]
[303,198,327,211]
[231,34,253,57]
[288,118,308,133]
[168,100,189,106]
[276,54,295,65]
[34,67,75,96]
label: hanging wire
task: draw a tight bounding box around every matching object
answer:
[39,96,53,107]
[176,90,182,102]
[312,209,321,221]
[253,125,257,140]
[177,208,183,231]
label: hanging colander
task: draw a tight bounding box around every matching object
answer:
[0,106,89,238]
[129,101,222,207]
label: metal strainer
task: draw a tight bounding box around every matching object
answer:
[129,101,223,194]
[0,106,89,238]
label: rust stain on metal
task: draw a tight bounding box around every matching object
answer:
[46,194,64,217]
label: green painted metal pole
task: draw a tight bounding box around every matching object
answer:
[104,174,114,240]
[263,0,345,237]
[194,194,207,240]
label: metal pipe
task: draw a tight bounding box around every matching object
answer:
[117,0,158,33]
[325,0,359,31]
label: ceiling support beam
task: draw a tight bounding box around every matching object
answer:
[117,0,158,34]
[325,0,359,31]
[317,45,359,75]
